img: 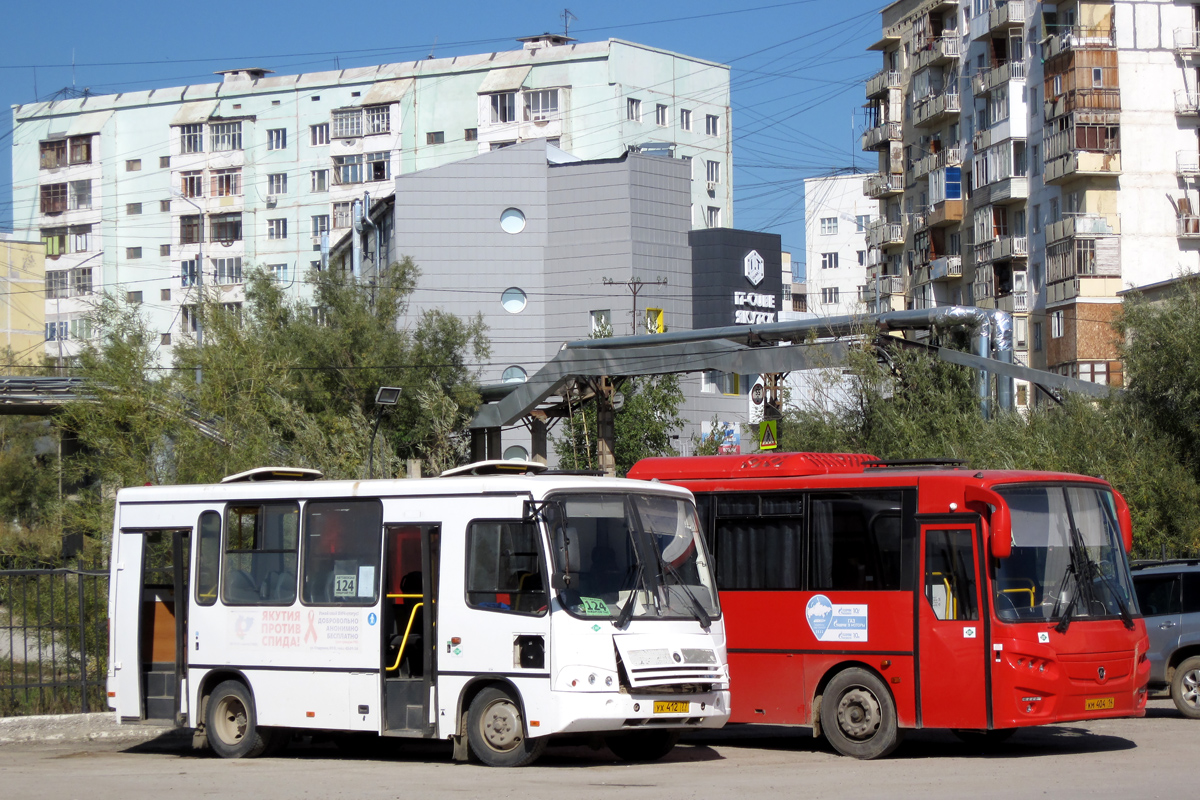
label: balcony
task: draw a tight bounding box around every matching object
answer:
[913,91,961,128]
[1178,216,1200,239]
[988,1,1025,32]
[914,34,962,71]
[1044,88,1121,121]
[866,68,902,99]
[974,175,1029,206]
[1042,25,1116,61]
[1044,151,1121,184]
[1178,150,1200,177]
[998,292,1030,314]
[1046,212,1120,244]
[866,219,906,248]
[913,147,963,181]
[1175,28,1200,56]
[927,199,964,228]
[973,236,1026,265]
[1177,90,1200,116]
[877,275,905,295]
[972,60,1026,97]
[864,172,904,198]
[862,121,902,151]
[930,255,962,281]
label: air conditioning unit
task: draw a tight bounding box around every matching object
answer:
[266,195,278,208]
[706,181,716,193]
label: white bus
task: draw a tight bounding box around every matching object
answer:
[106,463,730,766]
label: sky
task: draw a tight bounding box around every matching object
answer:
[0,0,885,279]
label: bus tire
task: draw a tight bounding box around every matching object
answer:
[1170,656,1200,719]
[205,680,273,759]
[466,686,547,767]
[820,668,903,760]
[605,730,680,762]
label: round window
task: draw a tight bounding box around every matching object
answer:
[500,207,526,234]
[502,366,528,384]
[503,445,530,462]
[501,287,527,314]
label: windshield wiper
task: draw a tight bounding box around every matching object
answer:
[615,562,645,630]
[1052,562,1080,634]
[1088,559,1136,630]
[660,560,712,628]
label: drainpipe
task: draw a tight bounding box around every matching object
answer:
[351,199,363,279]
[974,312,992,418]
[989,309,1014,412]
[359,191,378,280]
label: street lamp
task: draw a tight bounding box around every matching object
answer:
[171,189,204,384]
[368,386,402,479]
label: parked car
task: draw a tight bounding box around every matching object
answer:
[1131,560,1200,718]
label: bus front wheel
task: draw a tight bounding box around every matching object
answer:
[820,668,903,760]
[466,686,547,767]
[205,680,274,759]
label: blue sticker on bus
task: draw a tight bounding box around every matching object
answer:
[806,594,868,643]
[367,612,378,626]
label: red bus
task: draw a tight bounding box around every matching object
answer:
[627,452,1150,758]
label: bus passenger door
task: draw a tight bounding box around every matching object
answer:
[138,529,190,724]
[918,522,987,729]
[382,524,439,736]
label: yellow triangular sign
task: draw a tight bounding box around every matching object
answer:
[758,420,778,450]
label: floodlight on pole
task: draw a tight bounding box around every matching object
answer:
[369,387,402,479]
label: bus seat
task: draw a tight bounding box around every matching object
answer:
[224,569,258,604]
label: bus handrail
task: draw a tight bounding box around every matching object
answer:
[387,601,424,673]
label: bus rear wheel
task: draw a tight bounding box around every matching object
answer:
[1171,656,1200,719]
[205,680,274,759]
[466,686,547,767]
[605,730,680,762]
[820,668,903,760]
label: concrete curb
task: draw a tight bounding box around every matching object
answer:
[0,713,182,745]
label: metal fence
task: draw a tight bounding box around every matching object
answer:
[0,559,109,717]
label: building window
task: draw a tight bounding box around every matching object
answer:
[211,168,242,197]
[365,105,390,135]
[180,124,204,153]
[270,263,289,283]
[214,257,243,284]
[821,252,839,269]
[180,215,202,245]
[856,214,870,232]
[160,244,171,257]
[706,206,721,227]
[706,160,721,184]
[821,287,840,304]
[1015,317,1028,349]
[1032,321,1043,351]
[126,202,142,216]
[267,173,287,194]
[1079,361,1108,385]
[44,320,68,341]
[311,215,330,237]
[209,121,242,151]
[820,217,838,235]
[126,247,142,259]
[160,156,171,169]
[69,136,92,164]
[590,309,611,333]
[331,109,362,139]
[40,183,67,215]
[160,199,171,212]
[655,104,668,127]
[67,180,91,210]
[706,114,720,136]
[426,131,445,145]
[45,270,68,299]
[181,259,198,288]
[332,201,353,228]
[311,169,328,192]
[181,305,198,332]
[857,250,867,266]
[333,154,364,185]
[40,140,67,169]
[526,89,559,121]
[71,226,92,253]
[680,109,692,131]
[210,213,243,243]
[490,141,516,151]
[489,93,517,124]
[267,218,287,240]
[366,151,390,181]
[1050,310,1064,339]
[627,98,642,122]
[161,333,172,346]
[645,308,665,334]
[180,171,203,198]
[465,128,478,141]
[267,128,287,150]
[310,123,330,146]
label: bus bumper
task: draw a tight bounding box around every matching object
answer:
[545,688,731,735]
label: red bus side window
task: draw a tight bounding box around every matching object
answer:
[924,529,978,621]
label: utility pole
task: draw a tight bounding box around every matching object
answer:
[602,276,667,334]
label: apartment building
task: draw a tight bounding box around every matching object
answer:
[0,235,45,363]
[802,173,875,317]
[864,0,1200,399]
[10,36,732,363]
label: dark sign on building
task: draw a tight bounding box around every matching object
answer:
[689,228,783,330]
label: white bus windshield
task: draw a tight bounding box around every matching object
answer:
[546,492,720,623]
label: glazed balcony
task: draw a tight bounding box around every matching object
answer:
[864,172,904,198]
[1042,25,1116,61]
[1044,88,1120,121]
[866,68,902,99]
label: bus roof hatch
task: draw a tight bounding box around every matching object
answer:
[220,467,325,483]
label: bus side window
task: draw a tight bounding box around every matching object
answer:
[810,492,904,591]
[924,529,978,621]
[302,500,383,605]
[222,503,299,606]
[465,521,547,615]
[195,510,221,606]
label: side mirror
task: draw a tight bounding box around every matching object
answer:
[964,485,1012,559]
[1113,490,1134,554]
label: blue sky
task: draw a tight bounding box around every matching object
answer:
[1,0,884,277]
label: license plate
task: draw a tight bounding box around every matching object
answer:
[653,701,690,714]
[1085,697,1115,711]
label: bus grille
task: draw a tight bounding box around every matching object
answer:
[622,647,726,689]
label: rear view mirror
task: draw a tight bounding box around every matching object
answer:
[1113,490,1134,554]
[964,485,1012,559]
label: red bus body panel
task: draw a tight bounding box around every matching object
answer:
[629,453,1150,731]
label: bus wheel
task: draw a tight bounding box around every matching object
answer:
[605,730,680,762]
[466,687,547,767]
[820,668,902,760]
[205,680,274,759]
[1171,656,1200,719]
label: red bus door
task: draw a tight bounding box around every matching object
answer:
[918,521,988,729]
